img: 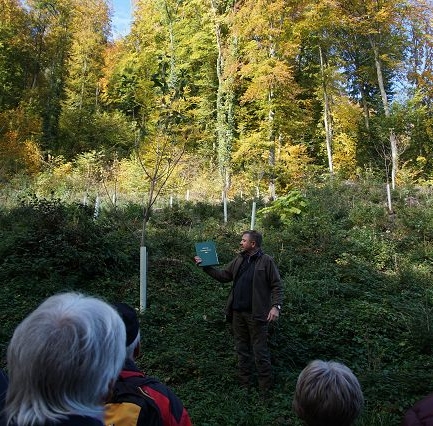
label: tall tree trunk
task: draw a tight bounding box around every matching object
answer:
[267,35,277,200]
[319,45,334,175]
[390,129,397,190]
[163,0,179,92]
[370,36,397,189]
[359,85,370,133]
[210,0,233,196]
[268,88,276,200]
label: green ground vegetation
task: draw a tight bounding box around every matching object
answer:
[1,178,433,425]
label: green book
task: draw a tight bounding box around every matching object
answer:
[195,241,219,267]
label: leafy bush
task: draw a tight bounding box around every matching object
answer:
[2,179,433,425]
[257,190,307,227]
[0,197,138,358]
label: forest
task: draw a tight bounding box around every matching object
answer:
[1,0,433,200]
[1,0,433,425]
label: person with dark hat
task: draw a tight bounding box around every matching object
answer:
[105,302,192,426]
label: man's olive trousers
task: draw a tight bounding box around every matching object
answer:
[232,311,273,391]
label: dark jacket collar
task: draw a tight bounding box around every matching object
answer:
[242,248,263,260]
[121,357,144,374]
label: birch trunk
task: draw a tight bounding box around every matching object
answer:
[370,36,398,189]
[319,46,334,175]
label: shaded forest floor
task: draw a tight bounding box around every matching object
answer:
[1,178,433,425]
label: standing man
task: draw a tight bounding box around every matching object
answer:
[194,230,283,394]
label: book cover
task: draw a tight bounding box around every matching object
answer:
[195,241,219,267]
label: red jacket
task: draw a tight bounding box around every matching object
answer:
[112,359,192,426]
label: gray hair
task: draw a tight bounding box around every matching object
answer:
[5,292,126,425]
[293,360,364,426]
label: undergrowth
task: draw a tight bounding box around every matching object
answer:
[1,179,433,425]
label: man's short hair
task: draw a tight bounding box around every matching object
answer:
[5,292,126,425]
[293,360,364,426]
[243,230,263,247]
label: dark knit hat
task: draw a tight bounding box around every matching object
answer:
[113,302,140,346]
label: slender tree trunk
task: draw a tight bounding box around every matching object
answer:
[140,182,155,247]
[319,46,334,175]
[371,38,390,116]
[79,57,88,112]
[167,22,177,91]
[268,88,276,200]
[360,86,370,133]
[370,36,398,189]
[210,0,233,196]
[390,129,397,189]
[267,36,277,200]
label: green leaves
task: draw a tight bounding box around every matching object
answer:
[257,190,308,226]
[2,179,433,424]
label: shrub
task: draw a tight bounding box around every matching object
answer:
[2,179,433,425]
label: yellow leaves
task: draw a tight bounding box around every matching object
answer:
[234,0,288,39]
[277,143,313,189]
[239,58,294,103]
[0,130,42,179]
[279,143,311,165]
[333,96,363,132]
[332,133,357,177]
[331,96,362,178]
[0,108,42,180]
[23,140,42,175]
[416,156,427,167]
[232,131,314,192]
[232,132,271,165]
[116,157,148,196]
[35,152,105,197]
[53,162,73,179]
[0,130,20,158]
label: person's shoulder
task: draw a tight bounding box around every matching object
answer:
[141,375,184,402]
[0,369,8,412]
[402,393,433,425]
[121,371,169,393]
[141,375,172,392]
[259,252,275,261]
[46,415,103,426]
[0,369,8,386]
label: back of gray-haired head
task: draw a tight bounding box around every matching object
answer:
[5,292,126,426]
[293,359,364,426]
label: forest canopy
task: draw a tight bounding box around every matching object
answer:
[1,0,433,201]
